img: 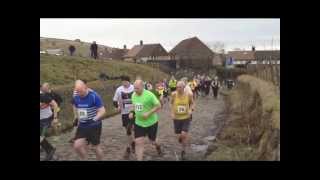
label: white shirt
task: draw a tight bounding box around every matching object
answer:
[113,84,134,114]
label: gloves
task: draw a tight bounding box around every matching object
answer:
[73,118,78,127]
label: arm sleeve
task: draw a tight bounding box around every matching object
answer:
[113,88,119,102]
[150,92,160,106]
[94,94,104,109]
[112,88,120,108]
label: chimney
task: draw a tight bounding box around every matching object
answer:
[252,46,256,51]
[140,40,143,46]
[124,45,127,49]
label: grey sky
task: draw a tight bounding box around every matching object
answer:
[40,18,280,52]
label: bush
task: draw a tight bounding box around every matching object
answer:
[207,75,280,160]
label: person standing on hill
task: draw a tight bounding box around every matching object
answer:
[69,45,76,56]
[112,76,135,158]
[90,41,98,59]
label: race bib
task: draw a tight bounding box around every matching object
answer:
[177,105,187,113]
[135,104,143,112]
[78,109,88,119]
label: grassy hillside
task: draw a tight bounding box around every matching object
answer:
[206,75,280,160]
[40,54,169,85]
[40,54,170,136]
[40,37,112,57]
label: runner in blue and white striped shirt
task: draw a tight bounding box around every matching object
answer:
[71,80,106,160]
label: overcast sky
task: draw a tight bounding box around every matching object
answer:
[40,18,280,52]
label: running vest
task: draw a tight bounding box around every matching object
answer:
[172,92,190,120]
[169,79,177,88]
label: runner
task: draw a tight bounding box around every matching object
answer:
[204,75,212,96]
[72,80,106,160]
[169,76,177,93]
[129,79,162,161]
[40,91,59,161]
[162,79,169,104]
[41,82,63,107]
[112,76,135,158]
[194,76,200,99]
[170,81,195,160]
[181,77,194,120]
[181,77,193,96]
[155,81,165,106]
[211,76,221,99]
[199,75,205,97]
[188,78,197,100]
[69,80,92,143]
[41,83,63,133]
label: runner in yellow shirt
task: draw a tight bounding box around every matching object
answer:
[170,81,195,160]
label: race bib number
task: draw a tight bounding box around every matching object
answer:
[135,104,143,112]
[177,105,187,113]
[78,109,88,119]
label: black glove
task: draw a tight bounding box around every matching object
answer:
[73,118,78,127]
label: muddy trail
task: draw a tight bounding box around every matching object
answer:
[41,92,226,161]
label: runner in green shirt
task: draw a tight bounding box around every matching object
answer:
[129,79,162,161]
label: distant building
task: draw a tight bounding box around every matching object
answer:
[226,50,255,65]
[227,47,280,65]
[123,40,170,63]
[255,50,280,64]
[102,45,129,60]
[169,36,215,69]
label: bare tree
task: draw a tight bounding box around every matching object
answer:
[211,41,225,53]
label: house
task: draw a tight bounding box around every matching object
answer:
[226,50,255,65]
[212,53,225,66]
[169,36,215,69]
[123,41,170,63]
[227,47,280,65]
[255,50,280,64]
[101,45,129,60]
